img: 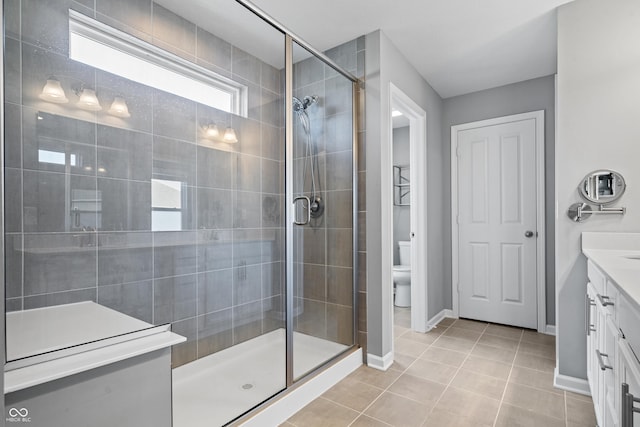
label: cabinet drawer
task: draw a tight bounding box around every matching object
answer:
[588,260,606,295]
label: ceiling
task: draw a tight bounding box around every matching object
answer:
[248,0,574,98]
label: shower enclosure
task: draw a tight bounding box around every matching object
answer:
[2,0,358,425]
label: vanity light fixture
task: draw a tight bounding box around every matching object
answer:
[76,88,102,111]
[223,127,238,143]
[205,123,220,139]
[39,78,69,104]
[108,96,131,118]
[203,123,237,143]
[40,78,133,117]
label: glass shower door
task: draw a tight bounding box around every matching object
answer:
[3,0,289,424]
[289,41,356,380]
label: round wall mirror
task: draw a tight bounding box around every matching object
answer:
[579,169,626,205]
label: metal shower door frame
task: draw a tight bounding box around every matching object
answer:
[283,33,360,387]
[236,0,361,388]
[233,0,360,388]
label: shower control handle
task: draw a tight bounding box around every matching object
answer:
[293,196,311,226]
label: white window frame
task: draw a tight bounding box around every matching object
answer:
[69,10,248,117]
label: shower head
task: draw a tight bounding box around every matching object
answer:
[293,95,319,135]
[292,95,319,112]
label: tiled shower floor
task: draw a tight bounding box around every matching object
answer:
[283,312,597,427]
[172,329,347,427]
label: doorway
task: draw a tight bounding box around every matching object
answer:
[387,83,428,340]
[451,111,546,331]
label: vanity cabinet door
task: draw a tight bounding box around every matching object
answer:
[588,283,605,425]
[603,316,619,427]
[619,339,640,427]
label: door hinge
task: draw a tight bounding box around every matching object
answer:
[456,215,460,225]
[456,146,461,157]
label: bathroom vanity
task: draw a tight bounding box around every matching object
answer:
[4,302,184,427]
[582,232,640,427]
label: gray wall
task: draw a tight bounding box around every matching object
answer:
[442,75,556,326]
[556,0,640,379]
[365,30,444,360]
[392,126,410,265]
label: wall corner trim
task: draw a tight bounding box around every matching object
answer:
[553,368,590,396]
[367,351,393,371]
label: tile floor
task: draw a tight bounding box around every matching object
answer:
[282,308,597,427]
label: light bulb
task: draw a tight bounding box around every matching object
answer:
[223,127,238,143]
[77,88,102,111]
[39,78,69,104]
[205,124,220,139]
[108,97,130,118]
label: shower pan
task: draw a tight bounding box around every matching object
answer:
[1,0,359,425]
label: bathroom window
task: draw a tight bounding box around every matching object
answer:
[69,10,248,116]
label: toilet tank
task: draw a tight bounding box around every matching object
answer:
[398,241,411,265]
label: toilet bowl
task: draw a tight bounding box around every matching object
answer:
[393,241,411,307]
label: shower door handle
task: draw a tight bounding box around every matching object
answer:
[293,196,311,226]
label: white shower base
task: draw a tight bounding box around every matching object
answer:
[172,329,348,427]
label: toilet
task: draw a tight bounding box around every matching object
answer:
[393,241,411,307]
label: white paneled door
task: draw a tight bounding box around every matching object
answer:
[455,115,540,328]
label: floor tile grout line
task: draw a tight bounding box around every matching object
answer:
[350,317,522,425]
[288,317,564,426]
[492,328,523,427]
[423,320,545,422]
[345,411,393,427]
[564,390,569,427]
[422,319,490,423]
[350,317,458,426]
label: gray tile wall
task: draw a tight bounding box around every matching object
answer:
[4,0,285,367]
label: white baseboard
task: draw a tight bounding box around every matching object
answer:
[426,309,455,331]
[367,351,393,371]
[553,368,591,396]
[545,325,556,336]
[239,348,362,426]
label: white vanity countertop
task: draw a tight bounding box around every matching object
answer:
[582,232,640,310]
[5,301,185,393]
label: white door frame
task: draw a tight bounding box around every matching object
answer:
[387,83,428,333]
[451,111,546,333]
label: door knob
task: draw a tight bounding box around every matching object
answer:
[524,231,535,238]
